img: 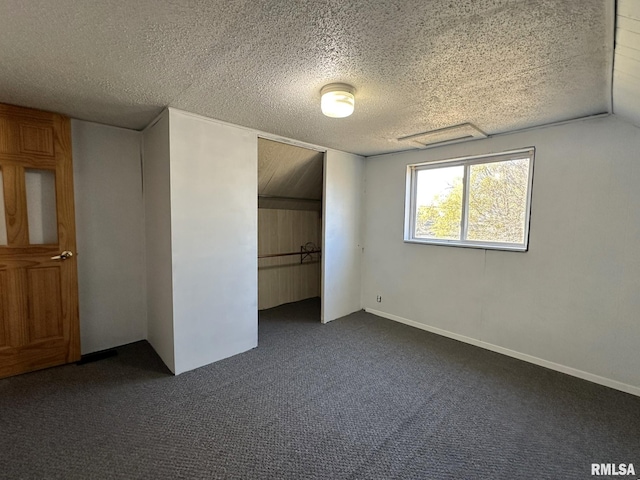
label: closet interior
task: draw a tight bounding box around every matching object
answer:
[257,138,324,311]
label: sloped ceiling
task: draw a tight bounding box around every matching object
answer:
[0,0,614,156]
[613,0,640,127]
[258,138,323,211]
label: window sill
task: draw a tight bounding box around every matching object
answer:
[403,238,528,252]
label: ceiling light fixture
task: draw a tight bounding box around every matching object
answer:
[320,83,355,118]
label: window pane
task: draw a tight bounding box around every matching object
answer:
[466,158,529,244]
[414,166,464,240]
[25,169,58,244]
[0,169,6,245]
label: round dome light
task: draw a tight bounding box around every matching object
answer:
[320,83,355,118]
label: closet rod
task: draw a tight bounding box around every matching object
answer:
[258,194,322,203]
[258,249,322,259]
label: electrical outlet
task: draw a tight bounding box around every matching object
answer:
[376,295,382,303]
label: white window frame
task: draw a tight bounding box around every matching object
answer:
[404,147,535,251]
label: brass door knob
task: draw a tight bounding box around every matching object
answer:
[51,251,74,261]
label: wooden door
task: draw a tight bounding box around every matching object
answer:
[0,104,80,378]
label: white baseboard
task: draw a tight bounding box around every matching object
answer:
[365,307,640,397]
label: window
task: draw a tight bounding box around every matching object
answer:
[405,148,534,251]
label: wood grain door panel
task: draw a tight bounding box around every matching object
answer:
[27,266,64,341]
[1,165,29,245]
[0,103,80,379]
[0,270,7,347]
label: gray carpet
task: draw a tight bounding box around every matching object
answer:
[1,298,639,479]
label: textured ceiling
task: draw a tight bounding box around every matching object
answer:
[613,0,640,128]
[0,0,614,156]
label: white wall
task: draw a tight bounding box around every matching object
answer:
[362,115,640,395]
[72,120,146,354]
[613,1,640,129]
[169,109,258,375]
[142,111,175,372]
[322,150,365,323]
[70,110,363,369]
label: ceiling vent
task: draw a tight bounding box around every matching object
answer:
[397,123,487,149]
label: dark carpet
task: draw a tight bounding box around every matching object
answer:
[1,298,639,479]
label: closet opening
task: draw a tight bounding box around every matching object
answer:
[257,137,324,323]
